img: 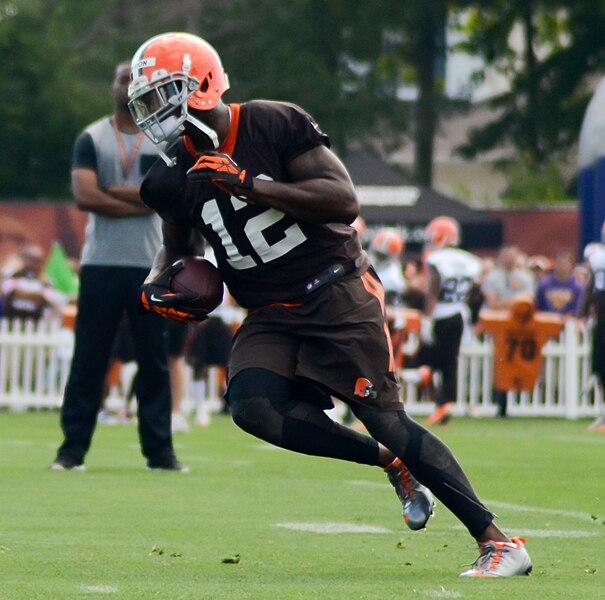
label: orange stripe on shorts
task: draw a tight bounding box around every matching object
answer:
[360,273,395,372]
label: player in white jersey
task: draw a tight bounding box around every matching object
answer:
[579,235,605,430]
[368,227,407,305]
[415,217,481,425]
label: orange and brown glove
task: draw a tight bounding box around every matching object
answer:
[187,151,253,197]
[139,260,208,323]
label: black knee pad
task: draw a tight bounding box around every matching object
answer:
[228,370,290,445]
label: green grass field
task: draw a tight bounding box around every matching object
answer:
[1,412,603,599]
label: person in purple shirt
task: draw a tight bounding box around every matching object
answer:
[536,250,584,315]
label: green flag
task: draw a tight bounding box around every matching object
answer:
[43,241,79,296]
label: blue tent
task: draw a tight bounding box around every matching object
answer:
[578,77,605,250]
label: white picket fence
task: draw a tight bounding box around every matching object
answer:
[0,316,603,419]
[0,318,73,410]
[402,319,603,419]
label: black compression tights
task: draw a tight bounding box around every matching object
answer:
[351,404,494,537]
[228,368,380,466]
[228,368,493,537]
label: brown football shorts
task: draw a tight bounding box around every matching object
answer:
[228,269,403,410]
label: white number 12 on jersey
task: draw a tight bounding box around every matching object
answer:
[201,194,307,270]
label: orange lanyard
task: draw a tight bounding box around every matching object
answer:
[112,118,144,179]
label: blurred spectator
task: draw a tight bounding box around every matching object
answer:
[536,250,583,316]
[481,245,535,310]
[573,262,590,288]
[480,245,534,417]
[0,245,64,322]
[167,321,191,433]
[186,315,233,427]
[99,312,136,424]
[527,255,552,283]
[368,227,407,305]
[467,257,496,325]
[183,246,233,426]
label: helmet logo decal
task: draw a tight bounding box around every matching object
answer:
[134,57,156,69]
[354,377,377,399]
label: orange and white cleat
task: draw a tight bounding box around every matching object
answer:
[385,458,435,530]
[460,537,532,577]
[425,402,453,427]
[588,416,605,432]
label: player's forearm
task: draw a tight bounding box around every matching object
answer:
[105,185,146,206]
[241,177,359,224]
[76,188,152,217]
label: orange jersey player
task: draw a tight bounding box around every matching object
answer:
[478,295,563,392]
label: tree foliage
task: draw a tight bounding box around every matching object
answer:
[1,1,604,200]
[456,0,605,172]
[0,0,439,196]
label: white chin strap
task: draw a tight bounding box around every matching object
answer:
[155,113,219,168]
[185,113,220,149]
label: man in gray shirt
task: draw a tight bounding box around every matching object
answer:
[52,62,186,471]
[480,244,535,417]
[481,245,535,310]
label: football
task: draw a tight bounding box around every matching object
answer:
[170,256,224,312]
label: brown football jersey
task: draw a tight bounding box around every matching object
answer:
[141,100,369,309]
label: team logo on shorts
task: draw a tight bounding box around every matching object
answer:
[354,377,377,400]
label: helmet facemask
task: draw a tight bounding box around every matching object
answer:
[129,71,196,145]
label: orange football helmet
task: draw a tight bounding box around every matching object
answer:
[371,227,406,258]
[425,216,460,249]
[128,32,229,152]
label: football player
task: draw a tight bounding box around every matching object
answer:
[128,32,531,576]
[368,227,407,305]
[579,234,605,431]
[415,216,482,427]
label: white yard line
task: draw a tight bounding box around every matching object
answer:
[416,588,462,599]
[80,585,119,594]
[275,522,394,534]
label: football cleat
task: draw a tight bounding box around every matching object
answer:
[171,412,190,433]
[385,458,435,530]
[460,536,532,577]
[588,415,605,432]
[50,457,85,471]
[425,402,453,427]
[147,456,190,473]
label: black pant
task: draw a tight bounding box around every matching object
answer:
[412,313,463,405]
[57,265,173,463]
